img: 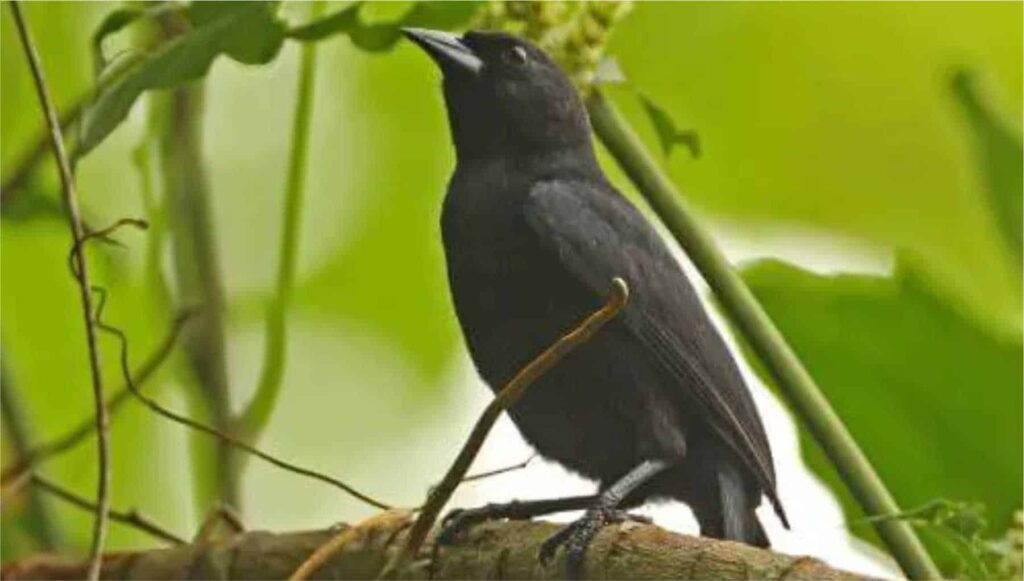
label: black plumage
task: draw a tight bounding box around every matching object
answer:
[404,28,788,574]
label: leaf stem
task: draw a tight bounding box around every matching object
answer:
[239,0,325,439]
[586,89,940,580]
[8,3,111,579]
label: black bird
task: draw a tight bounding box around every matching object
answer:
[404,28,789,575]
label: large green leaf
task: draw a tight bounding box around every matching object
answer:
[611,2,1022,336]
[740,258,1023,574]
[77,2,286,157]
[952,70,1023,263]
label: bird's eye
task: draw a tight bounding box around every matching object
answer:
[504,45,528,66]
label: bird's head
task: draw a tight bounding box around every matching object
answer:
[403,28,593,161]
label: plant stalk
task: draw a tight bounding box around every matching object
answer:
[157,82,238,508]
[239,0,325,439]
[585,89,940,580]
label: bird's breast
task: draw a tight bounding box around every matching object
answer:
[441,180,594,388]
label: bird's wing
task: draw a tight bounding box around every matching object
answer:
[523,179,788,525]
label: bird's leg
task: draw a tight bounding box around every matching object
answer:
[539,459,672,578]
[438,494,597,545]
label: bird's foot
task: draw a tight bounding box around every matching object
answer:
[437,501,525,545]
[538,507,651,578]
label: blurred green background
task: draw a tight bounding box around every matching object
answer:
[1,2,1020,578]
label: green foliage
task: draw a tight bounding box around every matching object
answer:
[740,258,1022,576]
[863,500,1021,579]
[286,1,479,50]
[612,2,1022,339]
[952,70,1023,262]
[729,50,1021,577]
[91,4,179,72]
[77,2,286,157]
[639,94,700,159]
[1,2,1020,575]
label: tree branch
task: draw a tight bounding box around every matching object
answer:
[0,518,873,580]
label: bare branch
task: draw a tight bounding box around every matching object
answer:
[30,475,186,546]
[8,4,112,578]
[462,453,537,484]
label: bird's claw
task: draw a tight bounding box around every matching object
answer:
[437,508,472,545]
[437,502,515,545]
[538,507,649,578]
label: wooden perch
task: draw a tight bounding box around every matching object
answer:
[1,513,873,580]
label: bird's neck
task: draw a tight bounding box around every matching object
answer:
[454,137,602,178]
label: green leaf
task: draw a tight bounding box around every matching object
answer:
[358,1,416,26]
[91,4,183,72]
[613,3,1022,334]
[287,1,482,51]
[285,3,363,42]
[639,94,700,158]
[401,1,482,30]
[91,7,146,69]
[739,258,1023,575]
[951,70,1023,264]
[187,1,286,65]
[77,2,285,157]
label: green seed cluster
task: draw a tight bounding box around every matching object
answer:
[473,0,632,92]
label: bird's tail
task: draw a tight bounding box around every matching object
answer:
[716,459,770,548]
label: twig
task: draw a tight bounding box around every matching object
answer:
[0,311,193,486]
[67,217,148,279]
[0,471,32,506]
[585,89,940,580]
[461,453,537,484]
[192,503,246,543]
[375,278,630,580]
[87,287,394,511]
[238,0,325,440]
[287,509,412,581]
[31,474,186,546]
[9,4,112,579]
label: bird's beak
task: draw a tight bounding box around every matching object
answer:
[402,28,483,77]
